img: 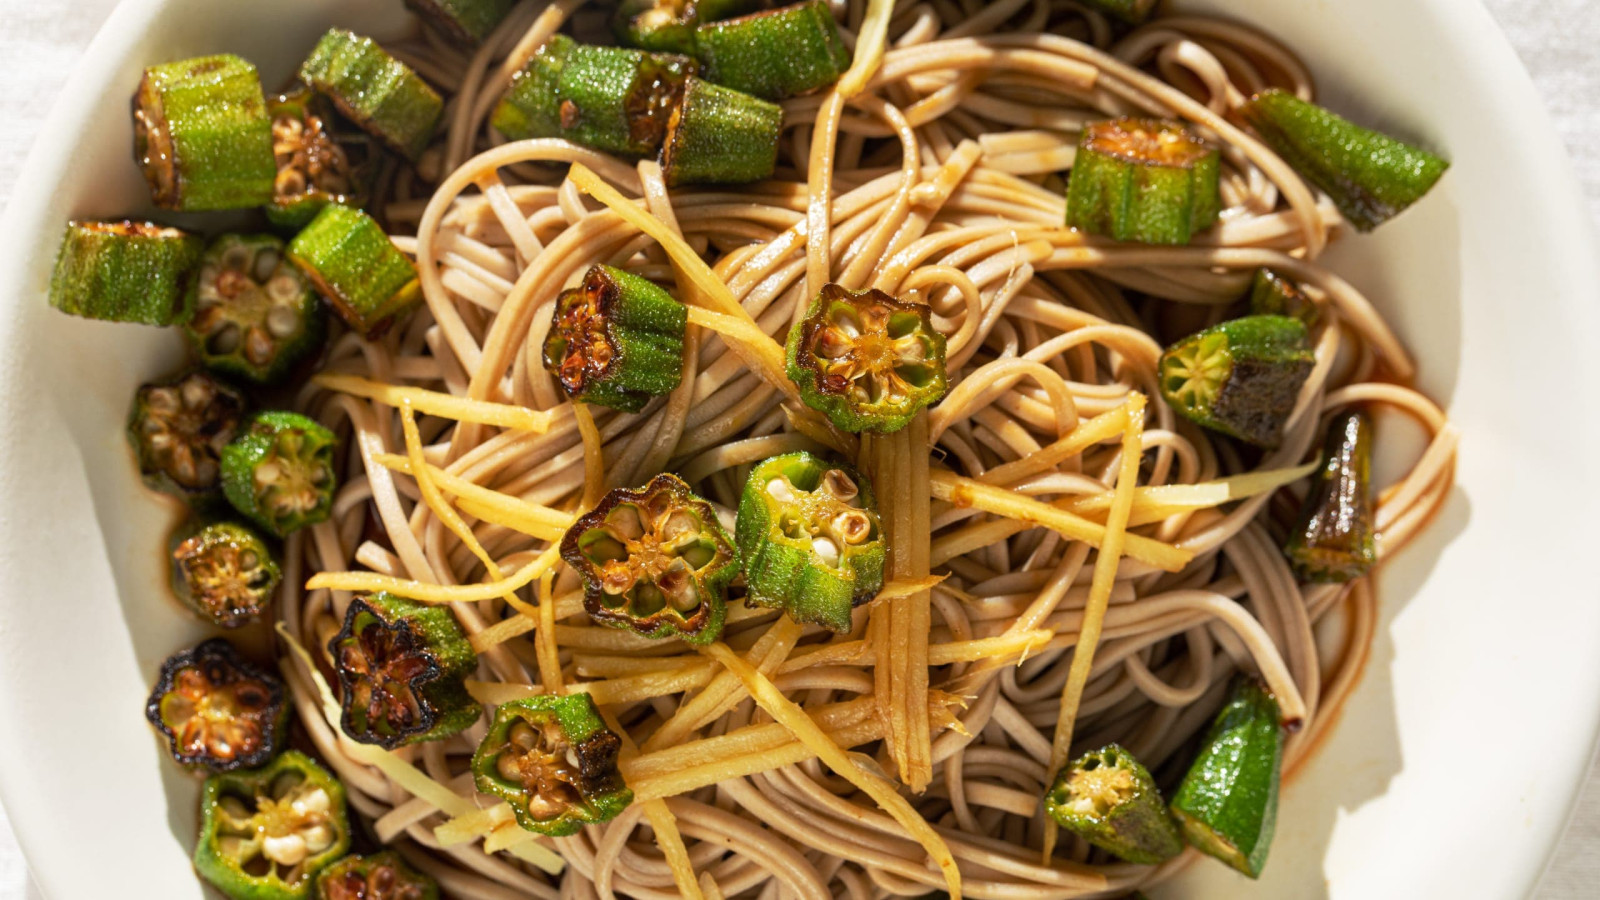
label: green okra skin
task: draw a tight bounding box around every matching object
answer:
[1247,267,1320,328]
[145,638,288,774]
[1170,677,1284,879]
[471,694,633,835]
[185,233,326,385]
[1158,315,1313,449]
[128,370,249,504]
[693,0,850,100]
[661,76,783,185]
[405,0,515,46]
[542,264,687,413]
[300,29,444,161]
[266,88,379,231]
[195,750,351,900]
[736,452,885,633]
[170,520,282,629]
[1044,743,1184,865]
[1066,118,1221,245]
[133,54,278,211]
[492,35,696,156]
[561,473,740,645]
[786,283,949,434]
[220,410,338,538]
[287,204,421,338]
[49,220,202,325]
[1285,410,1376,582]
[315,851,440,900]
[328,592,482,749]
[613,0,766,54]
[1239,88,1449,232]
[1077,0,1157,24]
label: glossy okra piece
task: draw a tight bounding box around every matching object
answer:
[1170,677,1284,879]
[405,0,515,46]
[287,204,420,338]
[49,221,202,325]
[1044,743,1184,865]
[195,750,351,900]
[145,638,288,773]
[171,520,282,628]
[220,410,338,538]
[694,0,850,100]
[1066,118,1221,245]
[1239,88,1448,232]
[542,264,686,413]
[1158,315,1313,449]
[1247,267,1319,328]
[785,284,949,434]
[316,851,439,900]
[471,694,633,835]
[185,233,326,385]
[267,88,379,230]
[491,35,695,156]
[128,370,249,504]
[561,473,740,644]
[613,0,763,54]
[660,76,783,186]
[1284,410,1375,582]
[299,29,444,161]
[133,54,277,211]
[736,452,884,633]
[328,592,482,748]
[1077,0,1156,23]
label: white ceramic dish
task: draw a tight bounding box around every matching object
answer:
[1,0,1596,896]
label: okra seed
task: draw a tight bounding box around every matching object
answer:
[262,833,308,866]
[253,250,280,282]
[765,479,796,503]
[210,324,241,353]
[812,537,840,567]
[180,379,213,409]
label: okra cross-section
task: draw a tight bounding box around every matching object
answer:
[267,88,378,230]
[470,694,633,836]
[693,0,851,101]
[1066,118,1221,245]
[299,29,444,161]
[561,473,740,644]
[736,452,885,633]
[186,233,326,385]
[1285,410,1375,582]
[195,750,351,900]
[542,264,686,413]
[406,0,515,47]
[49,220,202,326]
[171,520,282,628]
[785,284,949,434]
[288,204,420,338]
[329,592,482,748]
[316,851,439,900]
[660,76,783,186]
[133,54,278,211]
[145,638,288,773]
[128,370,249,504]
[1044,743,1184,865]
[1158,315,1313,449]
[1240,88,1448,232]
[1170,676,1284,879]
[220,411,338,538]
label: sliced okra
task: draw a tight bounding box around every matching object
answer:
[133,54,278,211]
[1284,410,1375,582]
[316,851,439,900]
[660,76,782,186]
[542,264,686,413]
[1158,315,1313,449]
[220,410,337,538]
[185,233,325,385]
[1066,118,1221,245]
[145,638,288,773]
[267,88,379,230]
[405,0,515,46]
[1044,743,1184,865]
[470,694,633,835]
[1170,677,1284,879]
[1247,267,1320,328]
[694,0,851,101]
[195,750,351,900]
[48,220,202,326]
[613,0,764,54]
[128,370,249,504]
[287,204,420,338]
[299,29,444,161]
[171,520,281,628]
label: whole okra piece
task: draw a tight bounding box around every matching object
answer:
[128,370,249,504]
[287,203,420,338]
[1045,743,1184,864]
[266,87,379,230]
[145,637,288,773]
[186,233,326,385]
[613,0,764,54]
[406,0,515,46]
[1284,409,1375,582]
[1169,676,1284,878]
[133,54,278,211]
[49,221,202,326]
[171,520,281,628]
[220,410,338,537]
[693,0,851,100]
[660,76,783,186]
[1066,118,1221,245]
[316,851,440,900]
[195,750,350,900]
[542,263,686,413]
[471,693,633,835]
[1158,315,1313,449]
[300,29,444,161]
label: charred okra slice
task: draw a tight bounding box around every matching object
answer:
[129,370,248,503]
[736,452,884,633]
[470,694,633,835]
[146,638,288,773]
[1077,0,1156,23]
[287,204,420,338]
[220,411,337,538]
[49,221,202,325]
[1066,118,1221,245]
[328,592,482,748]
[171,520,282,628]
[1044,743,1184,865]
[542,264,686,413]
[693,0,850,100]
[561,473,740,644]
[1170,677,1284,879]
[299,29,444,161]
[613,0,763,54]
[1285,410,1375,582]
[185,234,326,385]
[1158,315,1313,449]
[405,0,515,46]
[660,76,782,186]
[1240,89,1448,232]
[491,35,695,156]
[195,750,351,900]
[134,54,277,211]
[267,88,379,230]
[316,851,439,900]
[785,284,949,434]
[1247,268,1319,328]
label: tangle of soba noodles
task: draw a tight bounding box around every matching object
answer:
[274,1,1460,897]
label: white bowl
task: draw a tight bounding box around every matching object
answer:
[2,0,1596,896]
